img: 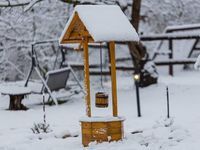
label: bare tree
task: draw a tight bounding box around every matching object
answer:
[128,0,158,87]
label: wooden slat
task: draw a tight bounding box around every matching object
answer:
[92,122,107,128]
[108,128,122,134]
[108,121,121,128]
[109,42,118,117]
[140,34,200,41]
[110,134,122,141]
[83,38,91,117]
[82,122,91,129]
[155,59,196,65]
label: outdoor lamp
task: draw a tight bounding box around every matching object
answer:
[134,74,140,82]
[133,73,141,117]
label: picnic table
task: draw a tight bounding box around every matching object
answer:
[0,86,31,110]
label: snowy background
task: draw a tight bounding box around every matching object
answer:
[1,0,200,80]
[1,0,200,150]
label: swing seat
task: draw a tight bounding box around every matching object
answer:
[43,67,85,103]
[95,92,108,108]
[26,66,85,105]
[45,67,70,91]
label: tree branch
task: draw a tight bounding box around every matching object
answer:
[0,1,30,7]
[24,0,44,12]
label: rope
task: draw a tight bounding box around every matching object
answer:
[100,43,103,89]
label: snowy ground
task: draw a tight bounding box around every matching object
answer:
[1,70,200,150]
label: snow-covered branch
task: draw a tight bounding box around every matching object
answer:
[0,0,30,7]
[24,0,44,12]
[58,0,132,12]
[0,0,45,9]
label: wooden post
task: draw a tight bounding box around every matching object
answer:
[109,42,118,117]
[169,39,173,76]
[83,38,91,117]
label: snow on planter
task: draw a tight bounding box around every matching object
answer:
[79,116,125,122]
[59,5,139,43]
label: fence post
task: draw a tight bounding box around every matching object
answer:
[169,39,173,76]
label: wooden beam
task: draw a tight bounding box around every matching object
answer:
[83,38,91,117]
[109,42,118,117]
[155,59,196,65]
[140,34,200,41]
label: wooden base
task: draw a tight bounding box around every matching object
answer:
[80,116,125,147]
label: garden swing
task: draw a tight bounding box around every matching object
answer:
[95,43,109,108]
[24,43,85,105]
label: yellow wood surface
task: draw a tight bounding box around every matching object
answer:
[60,12,95,44]
[81,120,124,147]
[109,42,118,117]
[83,38,91,117]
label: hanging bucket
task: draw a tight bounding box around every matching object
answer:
[95,92,109,108]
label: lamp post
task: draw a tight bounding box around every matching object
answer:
[134,73,141,117]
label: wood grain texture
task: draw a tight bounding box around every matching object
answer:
[81,120,124,147]
[109,42,118,117]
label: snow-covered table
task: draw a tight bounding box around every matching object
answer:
[0,86,31,110]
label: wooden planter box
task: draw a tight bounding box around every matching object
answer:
[80,116,125,147]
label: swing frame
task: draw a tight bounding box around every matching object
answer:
[24,41,85,105]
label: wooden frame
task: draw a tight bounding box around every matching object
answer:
[60,12,126,147]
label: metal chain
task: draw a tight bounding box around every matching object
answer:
[42,93,46,125]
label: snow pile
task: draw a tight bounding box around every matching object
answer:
[0,85,31,95]
[60,5,139,43]
[194,54,200,70]
[79,116,125,122]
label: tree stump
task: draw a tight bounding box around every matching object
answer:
[9,95,28,110]
[0,86,31,111]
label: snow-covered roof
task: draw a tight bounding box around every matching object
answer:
[59,5,139,44]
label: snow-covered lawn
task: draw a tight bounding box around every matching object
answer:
[1,70,200,150]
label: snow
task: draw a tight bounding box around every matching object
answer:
[194,54,200,70]
[46,67,70,76]
[141,32,200,40]
[59,5,139,43]
[0,84,31,95]
[166,23,200,31]
[79,116,125,122]
[24,0,41,12]
[1,71,200,149]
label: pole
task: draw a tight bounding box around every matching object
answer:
[135,80,141,117]
[83,38,91,117]
[166,86,170,118]
[109,42,118,117]
[169,39,173,76]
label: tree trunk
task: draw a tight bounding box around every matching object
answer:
[9,95,27,110]
[128,0,158,87]
[128,0,142,73]
[131,0,141,31]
